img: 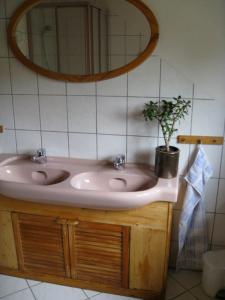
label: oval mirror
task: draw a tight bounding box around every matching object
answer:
[8,0,159,82]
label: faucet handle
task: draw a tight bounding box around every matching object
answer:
[113,154,125,170]
[36,148,46,157]
[115,154,125,163]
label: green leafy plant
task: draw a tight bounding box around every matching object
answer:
[143,96,191,152]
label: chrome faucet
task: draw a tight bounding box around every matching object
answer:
[32,148,47,164]
[113,154,125,170]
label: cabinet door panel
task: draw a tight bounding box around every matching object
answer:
[0,211,18,269]
[69,221,130,288]
[130,226,167,292]
[12,213,70,277]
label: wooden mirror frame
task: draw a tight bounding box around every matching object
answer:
[7,0,159,82]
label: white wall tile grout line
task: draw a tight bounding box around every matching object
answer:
[7,52,18,154]
[36,75,43,148]
[157,58,162,147]
[187,83,195,172]
[126,72,129,161]
[65,82,70,158]
[209,118,225,247]
[0,92,217,101]
[95,82,98,160]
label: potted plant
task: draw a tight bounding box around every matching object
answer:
[143,96,191,178]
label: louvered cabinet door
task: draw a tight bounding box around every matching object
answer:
[12,213,70,277]
[69,221,130,288]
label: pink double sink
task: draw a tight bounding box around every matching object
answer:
[0,155,178,210]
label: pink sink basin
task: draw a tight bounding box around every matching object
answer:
[70,171,155,192]
[0,155,178,210]
[0,165,70,185]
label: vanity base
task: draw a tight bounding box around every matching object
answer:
[0,267,162,300]
[0,195,172,300]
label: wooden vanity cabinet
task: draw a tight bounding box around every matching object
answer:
[0,198,173,300]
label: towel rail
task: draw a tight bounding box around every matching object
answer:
[177,135,224,145]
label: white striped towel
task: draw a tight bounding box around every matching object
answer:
[176,146,213,270]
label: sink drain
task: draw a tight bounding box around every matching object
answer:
[109,178,127,190]
[32,171,48,184]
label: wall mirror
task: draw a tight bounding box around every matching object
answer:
[8,0,159,82]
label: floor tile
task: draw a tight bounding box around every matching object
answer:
[91,293,141,300]
[0,275,28,298]
[165,276,186,300]
[0,288,35,300]
[169,270,202,289]
[31,282,87,300]
[26,279,42,287]
[83,289,101,298]
[190,285,215,300]
[174,291,197,300]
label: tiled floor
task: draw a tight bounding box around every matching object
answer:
[0,270,214,300]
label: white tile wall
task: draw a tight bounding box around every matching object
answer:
[67,82,95,96]
[0,130,16,153]
[128,56,160,97]
[220,143,225,178]
[0,19,8,56]
[98,135,126,160]
[14,95,40,130]
[161,59,193,98]
[0,95,14,128]
[42,132,68,157]
[192,100,225,136]
[16,130,41,155]
[216,179,225,213]
[206,213,214,243]
[0,58,11,93]
[69,133,97,159]
[38,75,66,95]
[68,96,96,133]
[10,59,38,94]
[0,3,224,262]
[5,0,24,18]
[0,0,6,19]
[205,178,219,213]
[97,97,127,135]
[97,74,127,97]
[212,214,225,246]
[39,95,67,131]
[127,136,157,165]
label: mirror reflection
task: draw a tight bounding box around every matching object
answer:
[16,0,151,75]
